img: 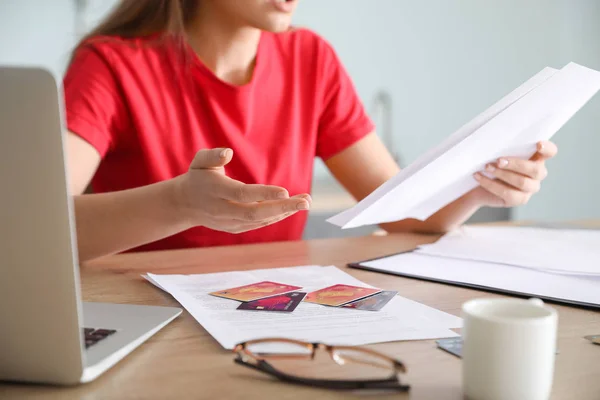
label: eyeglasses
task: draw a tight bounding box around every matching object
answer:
[233,338,410,391]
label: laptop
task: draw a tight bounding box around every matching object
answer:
[0,66,182,385]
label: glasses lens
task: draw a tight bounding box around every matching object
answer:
[245,341,396,381]
[330,348,397,380]
[246,340,312,357]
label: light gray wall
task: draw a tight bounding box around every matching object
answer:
[294,0,600,222]
[0,0,77,78]
[522,0,600,221]
[78,0,118,32]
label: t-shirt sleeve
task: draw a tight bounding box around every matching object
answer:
[315,39,375,160]
[63,44,127,158]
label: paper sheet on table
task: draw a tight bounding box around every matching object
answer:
[416,226,600,276]
[328,62,600,229]
[357,252,600,308]
[144,265,461,350]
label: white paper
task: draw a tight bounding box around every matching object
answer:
[328,62,600,229]
[145,265,461,350]
[360,252,600,307]
[416,226,600,276]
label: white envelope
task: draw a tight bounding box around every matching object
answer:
[328,62,600,229]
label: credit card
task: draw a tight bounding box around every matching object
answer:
[304,284,382,307]
[237,292,307,312]
[342,290,398,311]
[585,335,600,345]
[437,338,561,358]
[209,281,302,302]
[436,337,463,358]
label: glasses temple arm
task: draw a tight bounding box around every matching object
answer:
[233,358,409,391]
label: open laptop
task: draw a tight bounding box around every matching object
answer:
[0,66,182,385]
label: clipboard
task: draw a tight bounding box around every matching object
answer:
[348,250,600,311]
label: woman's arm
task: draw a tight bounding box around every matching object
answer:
[325,132,556,234]
[68,133,310,262]
[69,133,198,261]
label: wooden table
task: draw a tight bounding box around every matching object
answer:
[1,231,599,399]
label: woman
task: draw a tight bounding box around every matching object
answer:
[65,0,557,262]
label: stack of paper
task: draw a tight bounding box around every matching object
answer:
[145,265,462,350]
[416,226,600,277]
[328,62,600,229]
[351,225,600,309]
[356,252,600,309]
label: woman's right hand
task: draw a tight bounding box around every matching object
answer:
[173,148,311,233]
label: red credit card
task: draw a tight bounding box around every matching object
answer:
[210,281,302,302]
[237,292,307,312]
[304,284,382,307]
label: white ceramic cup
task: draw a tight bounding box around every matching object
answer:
[462,297,558,400]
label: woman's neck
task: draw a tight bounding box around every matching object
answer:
[186,3,262,86]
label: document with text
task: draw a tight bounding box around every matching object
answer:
[145,265,462,350]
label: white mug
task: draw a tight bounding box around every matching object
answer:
[462,297,558,400]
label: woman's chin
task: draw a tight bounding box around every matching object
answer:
[254,16,293,33]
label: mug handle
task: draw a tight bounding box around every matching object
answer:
[529,298,544,307]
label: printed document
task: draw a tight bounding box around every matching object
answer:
[328,62,600,229]
[416,226,600,276]
[145,265,461,350]
[358,252,600,308]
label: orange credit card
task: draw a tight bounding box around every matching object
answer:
[209,281,303,302]
[304,284,382,307]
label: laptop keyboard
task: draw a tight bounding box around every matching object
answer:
[83,328,117,348]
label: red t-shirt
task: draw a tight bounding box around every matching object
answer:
[63,28,374,251]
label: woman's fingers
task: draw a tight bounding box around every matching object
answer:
[242,211,299,233]
[531,141,558,161]
[485,164,541,193]
[189,147,233,170]
[216,179,290,202]
[474,173,530,207]
[210,195,311,233]
[491,158,547,180]
[217,194,311,222]
[490,140,557,181]
[475,140,557,208]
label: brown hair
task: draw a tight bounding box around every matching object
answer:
[75,0,199,51]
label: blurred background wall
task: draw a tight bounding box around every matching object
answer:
[1,0,598,239]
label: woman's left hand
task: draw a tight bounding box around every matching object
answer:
[472,141,558,208]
